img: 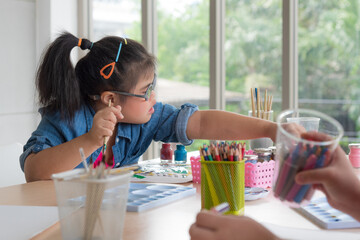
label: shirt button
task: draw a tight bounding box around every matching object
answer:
[116,137,119,143]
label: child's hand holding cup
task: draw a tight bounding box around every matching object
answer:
[273,109,343,207]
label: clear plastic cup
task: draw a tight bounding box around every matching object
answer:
[286,117,320,132]
[52,169,132,240]
[273,109,343,207]
[248,110,274,149]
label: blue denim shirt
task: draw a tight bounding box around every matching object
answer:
[20,102,198,171]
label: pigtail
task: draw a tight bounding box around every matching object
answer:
[36,32,82,121]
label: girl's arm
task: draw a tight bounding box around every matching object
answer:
[186,110,277,141]
[24,132,102,182]
[24,105,123,182]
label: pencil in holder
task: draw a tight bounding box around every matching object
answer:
[273,109,343,207]
[200,160,245,215]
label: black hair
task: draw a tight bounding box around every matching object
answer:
[36,31,156,121]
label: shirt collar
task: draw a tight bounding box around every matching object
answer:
[116,123,132,142]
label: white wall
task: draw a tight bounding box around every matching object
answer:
[0,0,78,147]
[0,0,37,146]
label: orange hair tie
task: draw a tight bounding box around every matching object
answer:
[99,40,127,79]
[78,38,82,47]
[100,62,116,79]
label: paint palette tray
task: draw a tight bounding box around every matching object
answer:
[126,183,196,212]
[66,183,196,213]
[245,187,269,201]
[295,197,360,229]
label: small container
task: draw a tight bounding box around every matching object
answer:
[160,143,173,164]
[201,160,245,215]
[273,108,343,207]
[174,145,187,164]
[248,110,274,149]
[269,146,276,160]
[253,148,272,162]
[52,169,132,240]
[190,156,201,183]
[349,143,360,168]
[244,155,258,164]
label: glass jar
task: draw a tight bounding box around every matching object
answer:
[253,148,272,163]
[174,145,187,164]
[160,143,173,164]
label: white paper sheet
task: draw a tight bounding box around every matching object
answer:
[263,222,360,240]
[0,205,59,240]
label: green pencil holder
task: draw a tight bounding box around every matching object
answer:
[200,160,245,215]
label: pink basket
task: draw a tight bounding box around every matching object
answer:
[245,160,275,188]
[190,156,201,183]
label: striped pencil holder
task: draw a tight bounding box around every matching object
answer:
[200,160,245,215]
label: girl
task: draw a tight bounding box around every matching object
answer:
[21,32,278,182]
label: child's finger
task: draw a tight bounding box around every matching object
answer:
[300,131,332,142]
[195,211,224,230]
[189,223,215,240]
[102,107,122,123]
[295,168,330,185]
[101,119,116,132]
[112,105,124,120]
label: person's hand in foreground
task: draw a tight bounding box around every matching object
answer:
[189,210,279,240]
[296,131,360,221]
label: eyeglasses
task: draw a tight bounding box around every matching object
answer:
[110,74,157,101]
[90,74,157,102]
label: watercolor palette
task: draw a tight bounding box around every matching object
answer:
[126,183,196,212]
[245,187,269,201]
[296,197,360,229]
[66,183,196,213]
[131,163,193,183]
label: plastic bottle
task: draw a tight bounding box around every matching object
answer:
[160,143,173,164]
[174,145,187,164]
[349,143,360,168]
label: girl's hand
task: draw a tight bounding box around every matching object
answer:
[189,211,278,240]
[279,122,307,139]
[295,132,360,221]
[88,105,124,147]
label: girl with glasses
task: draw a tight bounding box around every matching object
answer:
[20,32,293,182]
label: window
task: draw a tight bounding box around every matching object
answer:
[225,0,282,117]
[156,0,209,108]
[298,0,360,147]
[157,0,210,151]
[91,0,141,42]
